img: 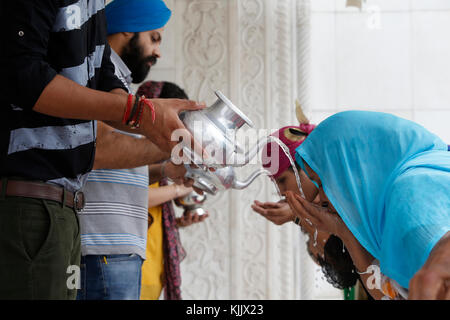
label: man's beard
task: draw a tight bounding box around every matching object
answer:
[121,33,158,84]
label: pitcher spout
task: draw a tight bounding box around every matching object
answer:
[232,168,269,190]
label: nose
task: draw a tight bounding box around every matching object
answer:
[153,46,161,59]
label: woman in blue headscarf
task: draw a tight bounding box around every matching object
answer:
[285,111,450,299]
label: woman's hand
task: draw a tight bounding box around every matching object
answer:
[176,211,209,228]
[251,200,294,226]
[285,191,344,236]
[173,184,194,199]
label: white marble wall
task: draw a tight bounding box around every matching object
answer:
[309,0,450,143]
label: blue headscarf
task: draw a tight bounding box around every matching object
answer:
[295,111,450,289]
[105,0,172,35]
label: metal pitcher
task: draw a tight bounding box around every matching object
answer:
[174,190,208,216]
[179,90,275,194]
[179,90,256,168]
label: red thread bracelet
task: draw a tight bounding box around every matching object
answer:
[122,94,134,124]
[133,97,145,128]
[142,98,156,124]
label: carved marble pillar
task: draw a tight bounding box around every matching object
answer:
[171,0,321,300]
[293,0,317,300]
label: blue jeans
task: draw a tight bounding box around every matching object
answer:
[76,254,143,300]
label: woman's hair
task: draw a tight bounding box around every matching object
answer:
[137,81,189,100]
[316,235,359,289]
[160,81,189,100]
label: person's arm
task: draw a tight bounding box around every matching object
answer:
[33,76,205,153]
[251,200,295,225]
[1,1,126,120]
[148,184,209,227]
[149,162,168,185]
[409,231,450,300]
[285,191,385,299]
[93,121,169,170]
[148,161,191,185]
[148,184,192,208]
[1,2,205,156]
[337,223,385,300]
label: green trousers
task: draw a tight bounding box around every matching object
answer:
[0,195,80,300]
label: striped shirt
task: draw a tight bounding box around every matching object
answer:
[0,0,127,192]
[78,50,149,259]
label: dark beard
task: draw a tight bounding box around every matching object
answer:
[121,33,158,84]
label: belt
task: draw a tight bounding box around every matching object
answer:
[0,179,85,212]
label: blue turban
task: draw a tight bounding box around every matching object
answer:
[105,0,172,35]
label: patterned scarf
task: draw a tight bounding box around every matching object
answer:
[160,178,186,300]
[137,81,186,300]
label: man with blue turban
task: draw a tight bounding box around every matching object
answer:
[107,0,172,83]
[77,0,190,300]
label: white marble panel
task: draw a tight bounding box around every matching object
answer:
[411,0,450,11]
[312,264,345,300]
[156,0,176,69]
[335,12,413,111]
[414,110,450,144]
[310,111,337,125]
[311,0,336,12]
[412,11,450,110]
[147,68,176,83]
[310,13,337,110]
[336,0,412,12]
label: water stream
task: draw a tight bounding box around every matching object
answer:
[266,136,305,198]
[313,228,318,247]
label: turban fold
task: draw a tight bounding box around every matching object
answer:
[106,0,172,35]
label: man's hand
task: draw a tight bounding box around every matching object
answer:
[139,98,206,155]
[409,231,450,300]
[164,161,189,184]
[251,200,294,226]
[176,211,209,228]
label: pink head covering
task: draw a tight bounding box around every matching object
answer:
[262,123,316,179]
[137,80,164,99]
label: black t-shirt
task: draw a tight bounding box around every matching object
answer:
[0,0,126,191]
